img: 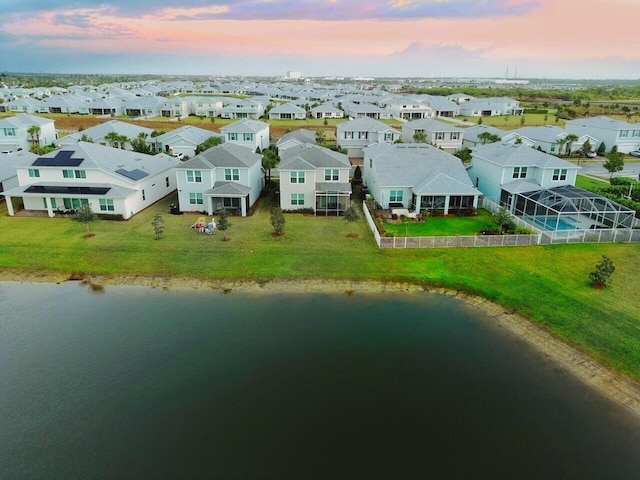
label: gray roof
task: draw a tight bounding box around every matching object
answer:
[366,143,480,195]
[0,113,53,128]
[28,142,179,182]
[58,120,153,146]
[270,103,306,114]
[336,117,399,134]
[156,126,221,145]
[207,181,251,196]
[501,178,542,194]
[220,119,269,134]
[511,126,566,143]
[179,142,261,169]
[0,151,38,182]
[276,129,317,146]
[566,116,635,131]
[279,143,351,170]
[404,118,463,133]
[462,125,506,143]
[471,142,579,169]
[315,182,352,193]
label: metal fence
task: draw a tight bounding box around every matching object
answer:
[362,201,640,249]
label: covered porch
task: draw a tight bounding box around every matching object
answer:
[315,183,352,216]
[206,182,251,217]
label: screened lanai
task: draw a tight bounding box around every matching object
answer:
[513,185,636,233]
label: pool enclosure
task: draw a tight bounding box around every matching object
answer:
[510,185,636,234]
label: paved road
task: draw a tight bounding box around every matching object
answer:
[575,157,640,181]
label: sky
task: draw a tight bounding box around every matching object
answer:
[2,0,639,79]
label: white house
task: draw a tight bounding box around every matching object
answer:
[0,150,38,199]
[342,102,391,120]
[0,114,57,153]
[220,99,265,119]
[268,103,307,120]
[175,143,263,216]
[278,143,352,215]
[336,117,401,160]
[276,129,317,155]
[467,142,580,208]
[153,126,223,157]
[221,119,270,152]
[310,103,344,119]
[459,97,523,117]
[363,143,481,214]
[461,125,507,148]
[565,116,640,154]
[385,98,434,121]
[401,119,464,153]
[2,142,179,218]
[503,126,598,155]
[57,120,153,150]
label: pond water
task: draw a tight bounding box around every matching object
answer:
[1,281,639,479]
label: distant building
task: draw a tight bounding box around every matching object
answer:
[285,71,303,80]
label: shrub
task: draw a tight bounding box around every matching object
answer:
[589,255,615,287]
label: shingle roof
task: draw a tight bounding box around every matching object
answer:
[471,142,579,169]
[207,181,251,196]
[336,117,399,134]
[0,113,53,128]
[220,119,269,134]
[404,118,463,133]
[276,129,317,146]
[279,143,351,170]
[566,115,634,130]
[179,142,261,169]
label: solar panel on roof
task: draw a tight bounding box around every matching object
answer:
[32,150,83,167]
[25,185,110,195]
[115,168,149,181]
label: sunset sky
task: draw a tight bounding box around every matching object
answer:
[2,0,639,79]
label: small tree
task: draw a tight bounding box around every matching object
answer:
[603,151,624,179]
[262,149,279,183]
[74,204,96,234]
[597,142,606,155]
[196,135,222,154]
[152,214,165,240]
[493,206,512,233]
[581,138,592,158]
[217,208,230,241]
[315,130,326,145]
[270,207,286,236]
[343,203,360,237]
[131,132,152,154]
[413,131,428,143]
[589,255,615,288]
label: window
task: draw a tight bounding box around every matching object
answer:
[99,199,115,211]
[620,130,628,138]
[389,190,403,202]
[223,197,240,208]
[369,159,373,168]
[228,133,238,141]
[63,198,89,209]
[243,133,253,141]
[189,192,203,205]
[62,170,86,179]
[186,170,202,183]
[384,133,394,142]
[633,130,640,138]
[142,189,146,201]
[3,128,16,136]
[436,132,445,140]
[550,144,556,152]
[166,176,170,188]
[225,168,240,181]
[552,169,567,181]
[290,171,305,184]
[28,168,40,178]
[512,167,527,179]
[357,132,368,140]
[344,132,353,140]
[43,198,57,209]
[291,193,304,206]
[451,132,460,140]
[324,169,339,181]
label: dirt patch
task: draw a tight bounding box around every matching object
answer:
[83,233,96,239]
[272,232,285,237]
[346,233,359,238]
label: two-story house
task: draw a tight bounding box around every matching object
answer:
[2,142,179,218]
[467,142,580,209]
[278,143,352,215]
[276,129,317,156]
[363,143,481,214]
[153,126,223,158]
[219,99,265,120]
[336,117,400,160]
[220,119,270,152]
[566,116,640,154]
[401,119,464,153]
[459,97,523,117]
[503,126,599,156]
[57,120,153,150]
[0,114,57,153]
[175,143,263,217]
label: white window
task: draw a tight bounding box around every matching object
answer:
[552,169,567,181]
[344,132,354,140]
[62,169,86,179]
[243,133,253,141]
[3,128,16,136]
[620,130,628,138]
[228,133,238,141]
[436,132,445,140]
[291,193,304,206]
[99,199,115,211]
[225,168,240,181]
[28,168,40,178]
[186,170,202,183]
[451,132,460,140]
[512,167,527,179]
[189,192,203,205]
[389,190,403,202]
[324,169,339,181]
[290,171,305,184]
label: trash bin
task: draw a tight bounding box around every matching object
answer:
[170,204,179,215]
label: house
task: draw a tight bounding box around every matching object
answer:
[57,120,154,150]
[85,98,125,116]
[310,103,344,119]
[385,98,434,121]
[278,143,352,215]
[461,125,507,148]
[336,117,401,160]
[175,143,263,216]
[363,143,481,215]
[2,142,179,218]
[342,102,391,120]
[192,97,225,118]
[160,98,191,118]
[268,103,307,120]
[423,96,460,118]
[276,129,317,155]
[37,95,85,114]
[0,97,44,114]
[458,97,523,117]
[221,119,270,152]
[467,142,580,208]
[565,116,640,154]
[153,126,223,157]
[0,150,38,199]
[0,114,57,153]
[122,96,164,118]
[503,126,598,155]
[401,119,464,153]
[219,99,265,119]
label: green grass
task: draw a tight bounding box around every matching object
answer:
[468,113,563,129]
[576,174,610,191]
[1,195,640,381]
[383,210,495,236]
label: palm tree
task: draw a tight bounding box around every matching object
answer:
[565,134,579,155]
[478,132,501,144]
[413,131,428,143]
[104,131,120,148]
[150,130,164,153]
[315,130,326,145]
[117,134,129,149]
[27,125,41,145]
[556,137,569,156]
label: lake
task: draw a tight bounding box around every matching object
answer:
[1,281,639,479]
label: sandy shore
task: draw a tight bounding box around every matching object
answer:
[2,269,640,418]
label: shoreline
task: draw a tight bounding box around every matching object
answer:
[2,269,640,418]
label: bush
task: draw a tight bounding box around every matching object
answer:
[589,255,615,287]
[99,213,125,221]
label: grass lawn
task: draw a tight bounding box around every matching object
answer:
[383,210,495,237]
[1,195,639,382]
[465,113,563,129]
[576,174,610,191]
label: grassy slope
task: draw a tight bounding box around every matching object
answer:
[1,195,639,381]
